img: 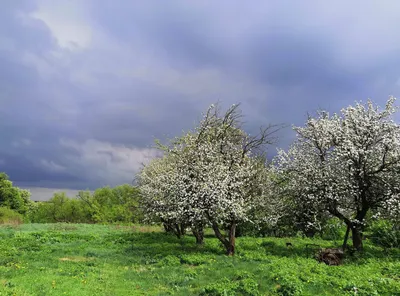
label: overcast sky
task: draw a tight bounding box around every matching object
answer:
[2,1,400,198]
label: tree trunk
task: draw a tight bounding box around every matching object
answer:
[174,224,182,239]
[351,206,369,251]
[330,207,367,252]
[342,224,350,251]
[351,225,363,251]
[179,223,186,236]
[162,221,183,239]
[163,222,170,233]
[227,222,236,256]
[192,227,204,245]
[211,220,236,255]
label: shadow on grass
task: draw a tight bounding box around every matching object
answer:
[81,230,400,266]
[107,232,225,260]
[252,239,400,264]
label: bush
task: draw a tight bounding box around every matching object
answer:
[369,220,400,248]
[77,185,142,224]
[28,194,93,223]
[0,173,34,215]
[320,218,347,241]
[28,185,142,224]
[0,207,23,225]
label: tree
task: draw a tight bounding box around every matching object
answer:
[137,154,190,239]
[192,104,279,255]
[275,97,400,250]
[77,185,141,223]
[138,147,209,242]
[138,104,279,254]
[0,172,33,215]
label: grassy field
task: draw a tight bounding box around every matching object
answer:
[0,224,399,295]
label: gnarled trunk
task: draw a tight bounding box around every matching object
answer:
[351,225,363,251]
[161,219,186,239]
[351,207,368,251]
[211,220,236,255]
[192,227,204,245]
[330,206,368,252]
[227,222,236,256]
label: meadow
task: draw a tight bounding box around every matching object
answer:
[0,223,399,296]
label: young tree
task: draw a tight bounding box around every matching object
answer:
[275,97,400,250]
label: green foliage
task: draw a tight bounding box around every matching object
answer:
[78,184,142,223]
[320,218,347,241]
[180,253,215,265]
[29,193,92,223]
[275,274,304,296]
[0,172,33,215]
[29,185,142,224]
[0,207,23,224]
[159,255,181,266]
[369,220,400,248]
[200,276,259,296]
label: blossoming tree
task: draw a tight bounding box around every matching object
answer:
[275,97,400,250]
[137,153,190,239]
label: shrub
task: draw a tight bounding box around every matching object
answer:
[0,173,33,215]
[0,207,23,225]
[369,220,400,248]
[320,218,346,241]
[78,185,142,224]
[28,193,93,223]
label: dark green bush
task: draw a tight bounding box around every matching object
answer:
[369,220,400,248]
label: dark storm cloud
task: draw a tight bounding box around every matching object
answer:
[90,1,231,70]
[1,0,400,194]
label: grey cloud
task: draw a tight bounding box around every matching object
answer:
[2,0,400,192]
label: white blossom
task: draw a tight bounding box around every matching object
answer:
[275,97,400,249]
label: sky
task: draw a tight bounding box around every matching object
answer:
[1,1,400,200]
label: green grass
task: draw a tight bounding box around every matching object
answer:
[0,224,399,295]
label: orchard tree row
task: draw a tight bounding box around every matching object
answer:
[137,98,400,254]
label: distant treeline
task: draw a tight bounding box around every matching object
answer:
[0,172,141,224]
